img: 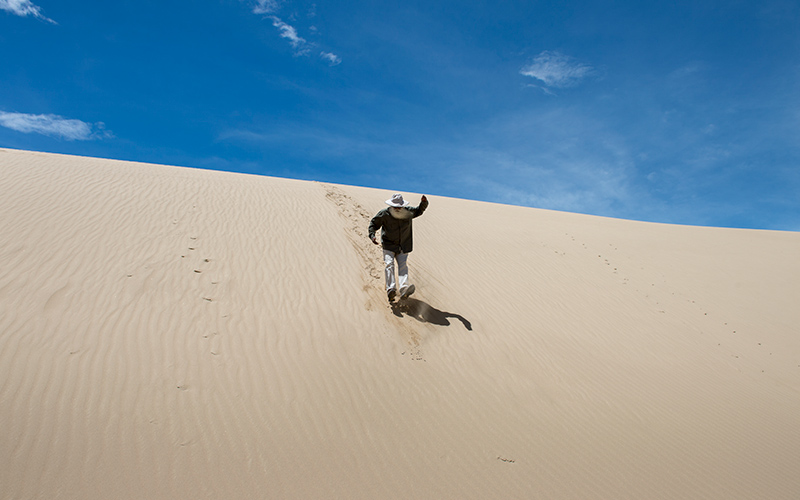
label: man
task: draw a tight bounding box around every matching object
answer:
[369,193,429,302]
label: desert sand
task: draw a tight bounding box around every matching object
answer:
[1,147,798,499]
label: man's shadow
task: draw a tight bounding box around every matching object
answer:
[390,298,472,331]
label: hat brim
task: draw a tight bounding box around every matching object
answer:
[386,199,410,207]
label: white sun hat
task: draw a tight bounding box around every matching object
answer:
[385,193,410,207]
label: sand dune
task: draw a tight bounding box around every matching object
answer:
[1,147,798,499]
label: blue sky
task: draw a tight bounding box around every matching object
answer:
[2,0,798,230]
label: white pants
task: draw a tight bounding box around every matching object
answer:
[383,249,409,293]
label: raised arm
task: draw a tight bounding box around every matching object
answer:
[412,195,429,218]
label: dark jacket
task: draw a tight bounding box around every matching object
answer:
[368,199,428,254]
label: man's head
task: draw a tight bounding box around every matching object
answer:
[385,193,413,219]
[386,193,410,208]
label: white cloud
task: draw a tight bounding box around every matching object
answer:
[320,51,341,66]
[520,51,593,89]
[0,0,56,23]
[249,1,341,64]
[0,111,112,140]
[270,16,309,54]
[252,0,278,14]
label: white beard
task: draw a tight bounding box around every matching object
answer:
[389,207,413,219]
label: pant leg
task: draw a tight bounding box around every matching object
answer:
[396,252,409,293]
[383,249,397,292]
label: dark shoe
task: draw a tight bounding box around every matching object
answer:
[387,289,397,302]
[399,284,415,299]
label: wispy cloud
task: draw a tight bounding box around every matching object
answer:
[0,0,56,23]
[520,51,593,89]
[0,111,112,140]
[320,51,341,66]
[270,16,310,54]
[249,0,341,63]
[252,0,278,14]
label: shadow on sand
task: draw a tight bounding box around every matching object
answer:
[390,298,472,331]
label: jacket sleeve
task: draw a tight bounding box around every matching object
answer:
[411,197,429,218]
[368,212,383,241]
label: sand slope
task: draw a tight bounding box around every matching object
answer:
[1,148,798,499]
